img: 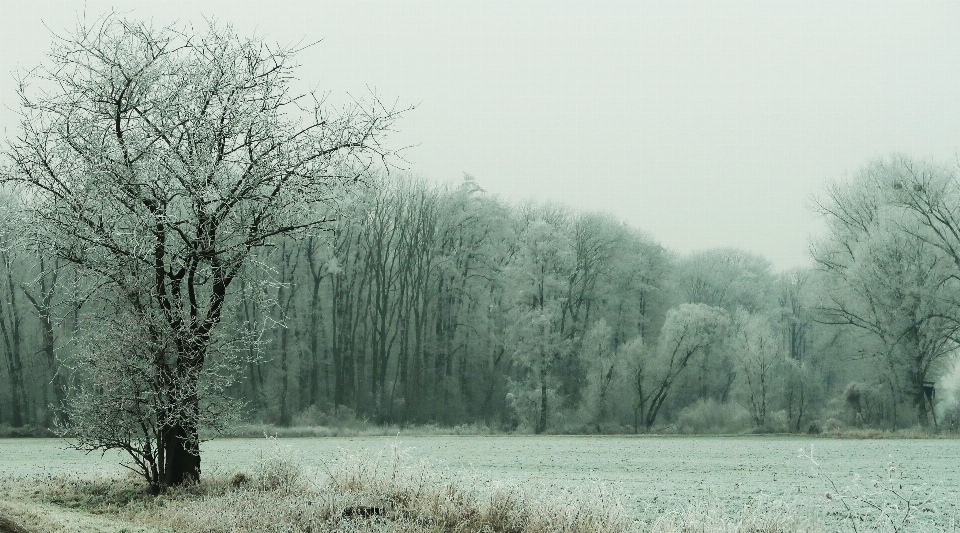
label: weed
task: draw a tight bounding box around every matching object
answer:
[800,444,957,532]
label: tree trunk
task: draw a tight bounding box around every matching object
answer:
[307,290,323,409]
[40,312,62,422]
[536,366,548,434]
[161,420,200,486]
[3,351,25,427]
[595,366,613,432]
[21,257,62,425]
[278,337,291,427]
[0,254,26,427]
[914,375,929,427]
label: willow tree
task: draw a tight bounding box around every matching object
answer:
[2,15,402,490]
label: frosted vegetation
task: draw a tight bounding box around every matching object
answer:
[2,437,958,532]
[2,10,960,533]
[0,445,806,533]
[4,150,960,442]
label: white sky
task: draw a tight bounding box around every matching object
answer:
[4,1,960,271]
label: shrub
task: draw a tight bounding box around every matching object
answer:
[251,443,307,494]
[293,404,361,427]
[760,409,790,433]
[939,401,960,432]
[676,399,753,434]
[0,425,56,438]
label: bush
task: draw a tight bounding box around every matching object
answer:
[0,425,56,438]
[758,409,790,434]
[676,399,753,434]
[251,443,307,494]
[293,404,361,427]
[939,401,960,432]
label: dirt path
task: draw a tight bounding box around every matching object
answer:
[0,498,166,533]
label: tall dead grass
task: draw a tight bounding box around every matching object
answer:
[649,498,822,533]
[162,443,828,532]
[157,444,638,533]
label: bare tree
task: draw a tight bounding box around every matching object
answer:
[506,215,574,433]
[730,309,782,428]
[581,318,616,432]
[2,14,404,490]
[813,158,959,426]
[631,303,728,431]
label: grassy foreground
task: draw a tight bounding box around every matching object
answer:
[0,446,822,533]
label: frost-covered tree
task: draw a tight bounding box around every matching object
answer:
[580,319,617,432]
[631,303,728,430]
[1,15,403,490]
[814,158,960,426]
[674,249,776,313]
[506,215,574,433]
[730,310,782,428]
[672,249,776,402]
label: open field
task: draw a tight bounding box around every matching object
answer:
[1,435,959,531]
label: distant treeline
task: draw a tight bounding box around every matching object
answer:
[1,168,958,433]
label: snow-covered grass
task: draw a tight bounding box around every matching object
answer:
[0,444,823,533]
[4,437,960,532]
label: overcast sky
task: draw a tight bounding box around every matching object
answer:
[4,1,960,271]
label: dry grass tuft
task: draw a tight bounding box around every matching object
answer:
[649,498,822,533]
[160,445,823,533]
[316,447,636,533]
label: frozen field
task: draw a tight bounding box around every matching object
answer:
[2,435,958,526]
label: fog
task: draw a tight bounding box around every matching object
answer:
[4,1,960,270]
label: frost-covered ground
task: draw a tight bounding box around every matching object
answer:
[2,436,958,529]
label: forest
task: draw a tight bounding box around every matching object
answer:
[3,161,959,436]
[1,16,959,448]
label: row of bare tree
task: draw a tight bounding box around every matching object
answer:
[5,15,957,494]
[5,162,957,435]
